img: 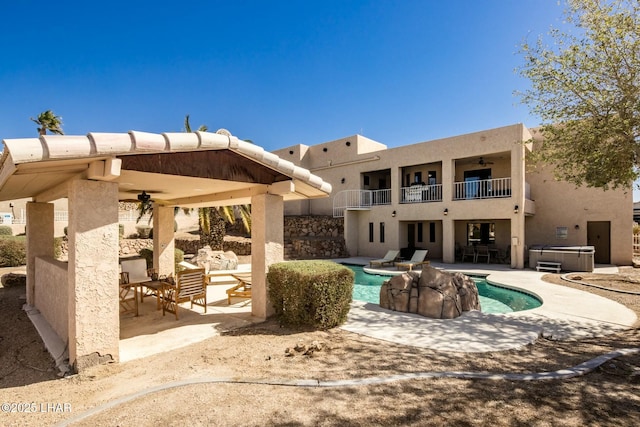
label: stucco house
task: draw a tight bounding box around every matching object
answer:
[0,131,331,372]
[273,123,632,268]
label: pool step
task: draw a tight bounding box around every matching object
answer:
[536,261,561,273]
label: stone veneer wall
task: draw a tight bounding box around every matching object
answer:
[283,215,349,260]
[58,215,348,260]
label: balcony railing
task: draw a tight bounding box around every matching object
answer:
[332,189,391,217]
[400,184,442,204]
[453,177,511,200]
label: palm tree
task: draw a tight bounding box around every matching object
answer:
[31,110,64,136]
[184,116,251,250]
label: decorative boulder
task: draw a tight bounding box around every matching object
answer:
[379,266,480,319]
[1,273,26,288]
[195,246,238,271]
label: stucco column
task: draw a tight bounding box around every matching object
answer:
[152,204,175,278]
[251,193,284,319]
[67,180,119,371]
[26,202,54,306]
[442,218,456,263]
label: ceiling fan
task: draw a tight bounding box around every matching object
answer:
[478,157,494,166]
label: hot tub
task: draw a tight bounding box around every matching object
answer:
[528,245,595,272]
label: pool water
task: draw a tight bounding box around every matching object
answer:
[346,265,541,314]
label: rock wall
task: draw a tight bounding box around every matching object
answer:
[58,215,348,260]
[283,216,349,260]
[379,267,480,319]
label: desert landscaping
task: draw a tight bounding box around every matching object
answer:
[0,265,639,426]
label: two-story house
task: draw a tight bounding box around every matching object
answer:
[274,123,632,268]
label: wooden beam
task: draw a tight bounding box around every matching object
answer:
[165,185,269,207]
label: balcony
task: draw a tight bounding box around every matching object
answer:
[332,189,391,217]
[453,177,511,200]
[400,184,443,204]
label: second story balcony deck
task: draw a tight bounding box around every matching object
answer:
[400,184,443,203]
[453,177,511,200]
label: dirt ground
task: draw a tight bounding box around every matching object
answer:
[1,268,639,427]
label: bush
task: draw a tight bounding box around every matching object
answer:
[0,226,13,236]
[0,237,26,267]
[138,247,184,270]
[54,237,64,259]
[267,260,354,330]
[119,224,125,238]
[136,225,152,239]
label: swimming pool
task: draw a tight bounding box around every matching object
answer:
[346,265,541,314]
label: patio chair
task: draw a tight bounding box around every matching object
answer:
[369,250,400,267]
[119,273,138,316]
[461,246,476,263]
[395,249,430,271]
[162,268,207,320]
[120,258,163,307]
[226,272,252,304]
[475,245,490,263]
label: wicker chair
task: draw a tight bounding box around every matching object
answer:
[162,268,207,320]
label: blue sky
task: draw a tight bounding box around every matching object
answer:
[2,1,635,198]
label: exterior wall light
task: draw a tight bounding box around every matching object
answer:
[392,210,396,217]
[444,208,448,215]
[574,224,580,230]
[514,205,519,214]
[341,178,346,184]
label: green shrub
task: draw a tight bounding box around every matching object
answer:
[54,237,64,259]
[0,226,13,236]
[0,236,27,267]
[119,224,125,238]
[64,226,68,236]
[136,225,152,239]
[267,260,354,330]
[138,247,184,270]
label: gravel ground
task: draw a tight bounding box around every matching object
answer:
[0,268,639,426]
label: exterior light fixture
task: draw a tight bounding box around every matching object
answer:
[341,178,345,184]
[444,208,448,215]
[514,205,519,214]
[574,224,580,230]
[392,210,396,217]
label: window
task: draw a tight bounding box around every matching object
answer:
[429,222,436,243]
[380,222,385,243]
[369,222,374,242]
[414,172,422,184]
[417,223,423,243]
[405,174,411,187]
[363,175,370,186]
[467,222,495,245]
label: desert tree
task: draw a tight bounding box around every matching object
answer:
[517,0,640,189]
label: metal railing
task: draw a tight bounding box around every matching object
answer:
[400,184,442,203]
[332,189,391,217]
[634,234,640,255]
[453,177,511,200]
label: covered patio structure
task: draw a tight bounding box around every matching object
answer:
[0,130,331,372]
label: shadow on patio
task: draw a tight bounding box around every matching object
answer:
[119,284,260,362]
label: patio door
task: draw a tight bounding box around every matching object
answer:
[463,169,491,199]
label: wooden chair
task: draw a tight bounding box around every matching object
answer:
[121,258,166,310]
[475,245,490,263]
[226,272,252,304]
[119,273,138,316]
[461,246,476,262]
[162,268,207,320]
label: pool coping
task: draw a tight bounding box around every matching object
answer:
[336,258,638,353]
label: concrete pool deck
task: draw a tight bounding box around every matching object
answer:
[338,258,638,352]
[112,259,638,360]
